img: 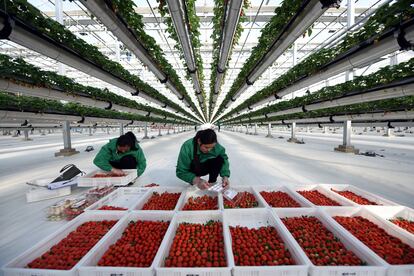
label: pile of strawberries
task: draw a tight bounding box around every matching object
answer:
[164,221,226,267]
[260,191,301,207]
[334,216,414,264]
[98,220,170,267]
[331,189,378,205]
[224,191,258,208]
[92,173,125,178]
[142,192,181,210]
[144,183,159,187]
[98,205,128,211]
[182,195,218,211]
[27,220,117,270]
[298,190,341,206]
[230,225,295,266]
[390,217,414,234]
[282,216,364,266]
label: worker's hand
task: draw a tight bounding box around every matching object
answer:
[222,176,230,188]
[111,168,124,176]
[192,177,209,190]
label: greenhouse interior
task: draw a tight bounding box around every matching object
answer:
[0,0,414,275]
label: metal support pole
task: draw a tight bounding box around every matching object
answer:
[323,126,328,134]
[266,123,273,138]
[291,42,298,99]
[55,0,66,75]
[119,123,124,135]
[158,125,162,137]
[384,127,394,137]
[143,122,149,139]
[335,120,359,153]
[245,125,249,134]
[306,126,310,133]
[254,124,258,135]
[23,129,32,141]
[288,122,300,143]
[89,127,93,136]
[173,126,176,134]
[55,121,79,156]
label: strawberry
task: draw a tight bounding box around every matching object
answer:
[331,189,378,205]
[260,191,301,207]
[142,192,181,210]
[182,195,218,210]
[390,217,414,234]
[98,205,128,211]
[298,190,341,206]
[224,191,258,209]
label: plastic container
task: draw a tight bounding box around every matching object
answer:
[155,211,232,276]
[2,212,125,276]
[26,186,71,203]
[133,186,186,211]
[273,208,387,276]
[322,207,414,276]
[318,184,399,206]
[365,206,414,238]
[85,187,150,211]
[78,169,137,187]
[253,185,312,208]
[223,208,308,276]
[291,185,354,207]
[79,211,175,276]
[178,187,223,210]
[222,186,266,209]
[85,185,115,203]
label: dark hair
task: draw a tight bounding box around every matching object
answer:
[117,134,134,150]
[125,131,138,149]
[194,129,217,145]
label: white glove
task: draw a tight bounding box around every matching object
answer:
[192,177,210,190]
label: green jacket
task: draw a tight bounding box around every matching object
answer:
[93,138,146,176]
[176,138,230,184]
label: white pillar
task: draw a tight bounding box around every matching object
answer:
[291,42,297,99]
[245,125,249,134]
[266,123,273,138]
[323,126,328,134]
[384,127,394,137]
[173,126,176,134]
[143,122,149,139]
[254,124,258,135]
[55,121,79,156]
[120,123,124,135]
[288,122,299,143]
[55,0,66,75]
[23,129,31,141]
[335,120,359,153]
[89,127,93,136]
[158,125,162,136]
[167,126,171,135]
[345,0,355,82]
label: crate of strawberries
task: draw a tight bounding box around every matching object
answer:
[179,188,221,211]
[85,187,150,212]
[155,211,232,276]
[275,208,387,276]
[78,211,175,276]
[3,212,124,276]
[134,187,185,211]
[253,185,311,208]
[222,187,265,209]
[223,208,308,276]
[78,169,137,187]
[293,185,353,207]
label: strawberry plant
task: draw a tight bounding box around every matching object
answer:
[224,191,259,208]
[282,216,364,266]
[390,217,414,235]
[142,192,181,210]
[331,189,378,205]
[297,190,341,206]
[164,221,226,267]
[260,191,301,207]
[98,220,169,267]
[334,216,414,265]
[230,225,295,266]
[27,220,117,270]
[182,195,218,211]
[98,205,128,211]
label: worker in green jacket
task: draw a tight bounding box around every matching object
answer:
[176,129,230,189]
[94,132,146,176]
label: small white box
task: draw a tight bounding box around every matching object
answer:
[26,186,71,203]
[85,187,150,211]
[78,169,137,187]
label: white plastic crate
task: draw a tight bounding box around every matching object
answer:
[26,186,71,203]
[79,211,175,276]
[155,211,232,276]
[178,187,223,210]
[222,186,267,209]
[133,186,186,211]
[253,185,312,208]
[2,212,125,276]
[291,185,354,207]
[223,208,308,276]
[322,207,414,276]
[318,184,399,206]
[365,206,414,239]
[85,187,150,211]
[78,169,137,187]
[273,208,387,276]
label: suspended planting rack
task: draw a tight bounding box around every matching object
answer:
[0,2,201,123]
[77,0,204,122]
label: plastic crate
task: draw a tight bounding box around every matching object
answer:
[365,206,414,238]
[292,185,354,207]
[223,208,308,276]
[322,207,414,276]
[155,211,232,276]
[79,211,175,276]
[133,186,186,211]
[222,186,267,209]
[252,185,312,208]
[78,169,137,187]
[2,212,125,276]
[273,208,387,276]
[178,187,223,210]
[85,187,150,211]
[318,184,399,206]
[26,186,71,203]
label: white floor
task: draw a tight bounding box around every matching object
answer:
[0,128,413,270]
